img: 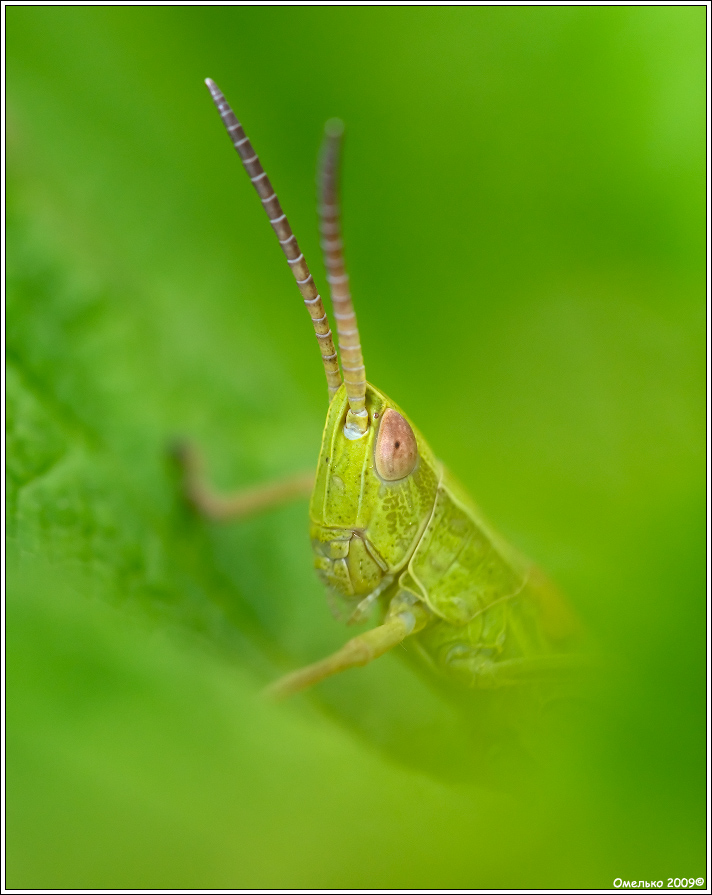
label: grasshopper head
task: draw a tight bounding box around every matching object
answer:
[203,82,438,618]
[309,382,440,619]
[307,120,442,617]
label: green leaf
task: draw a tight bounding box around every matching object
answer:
[7,6,705,887]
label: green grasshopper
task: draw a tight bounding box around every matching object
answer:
[177,78,581,700]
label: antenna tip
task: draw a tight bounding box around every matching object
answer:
[204,77,220,97]
[324,117,345,139]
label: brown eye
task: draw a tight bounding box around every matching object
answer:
[375,409,418,481]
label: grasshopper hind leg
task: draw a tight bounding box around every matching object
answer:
[170,440,314,522]
[443,646,589,690]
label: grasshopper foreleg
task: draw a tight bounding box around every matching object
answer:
[265,594,431,699]
[171,440,314,522]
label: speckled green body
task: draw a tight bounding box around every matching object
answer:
[310,383,573,689]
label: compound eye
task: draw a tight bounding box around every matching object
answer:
[375,409,418,481]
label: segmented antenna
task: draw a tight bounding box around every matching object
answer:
[318,119,369,436]
[205,79,342,401]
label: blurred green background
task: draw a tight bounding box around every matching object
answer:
[6,6,705,888]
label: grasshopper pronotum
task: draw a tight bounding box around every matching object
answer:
[176,79,581,699]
